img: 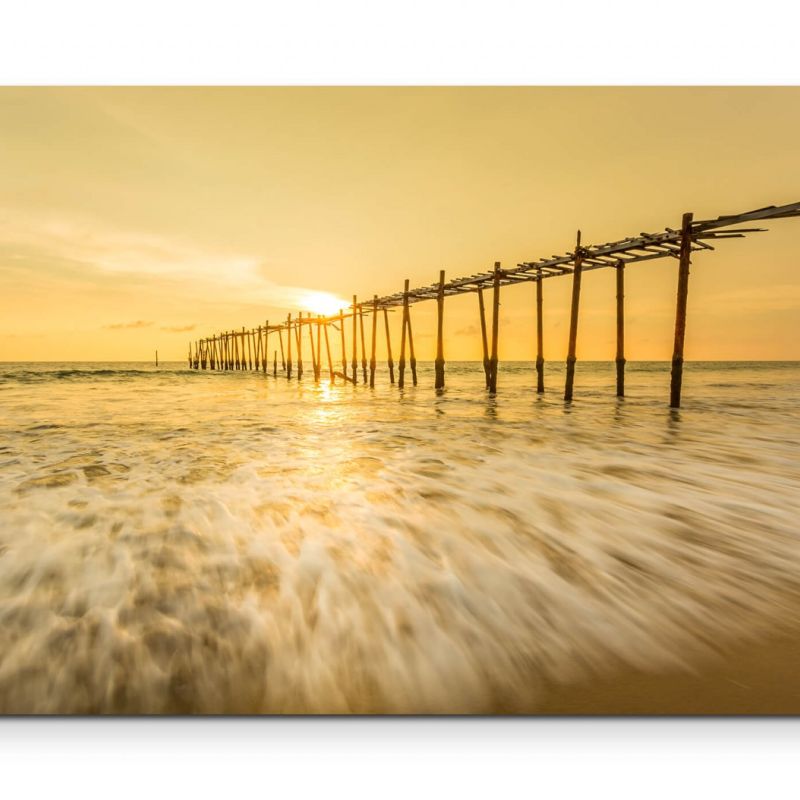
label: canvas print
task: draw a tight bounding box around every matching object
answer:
[1,87,798,714]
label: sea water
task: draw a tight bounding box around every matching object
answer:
[0,360,798,713]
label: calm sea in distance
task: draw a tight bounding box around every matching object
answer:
[0,360,798,713]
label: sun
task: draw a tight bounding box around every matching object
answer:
[301,291,349,317]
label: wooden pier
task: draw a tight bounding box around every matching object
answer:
[188,202,800,408]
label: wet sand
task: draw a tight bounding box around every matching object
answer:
[538,630,800,715]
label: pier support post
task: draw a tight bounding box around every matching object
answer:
[245,327,252,370]
[263,321,269,373]
[564,232,584,402]
[370,296,378,387]
[435,269,446,391]
[286,314,293,379]
[408,304,417,386]
[273,350,277,377]
[278,327,285,372]
[254,327,260,371]
[339,309,348,381]
[615,263,626,397]
[478,288,490,389]
[399,280,409,389]
[383,307,395,384]
[536,278,544,393]
[351,296,358,385]
[359,304,368,384]
[670,212,694,409]
[488,262,501,394]
[296,313,304,380]
[323,320,334,383]
[309,315,319,382]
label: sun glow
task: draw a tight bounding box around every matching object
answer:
[301,291,349,317]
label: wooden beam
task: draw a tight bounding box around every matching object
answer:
[323,319,334,383]
[308,314,318,382]
[670,212,694,408]
[359,303,367,384]
[339,309,348,381]
[351,296,358,385]
[296,312,304,380]
[286,314,293,379]
[435,269,446,390]
[564,232,584,402]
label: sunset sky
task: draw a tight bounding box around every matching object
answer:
[1,86,799,362]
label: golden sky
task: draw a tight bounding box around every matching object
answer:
[1,87,799,362]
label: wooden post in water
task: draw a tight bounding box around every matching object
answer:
[564,232,584,402]
[407,301,417,387]
[233,330,239,370]
[615,262,626,397]
[434,269,446,390]
[323,319,334,383]
[369,296,378,388]
[670,212,694,409]
[268,320,277,375]
[245,327,252,370]
[254,326,261,371]
[536,278,544,393]
[488,262,501,394]
[201,340,207,369]
[273,349,278,377]
[286,314,293,379]
[209,338,215,370]
[383,307,395,384]
[188,342,191,369]
[339,309,348,380]
[359,304,368,384]
[308,315,319,382]
[278,327,285,371]
[398,280,409,389]
[477,289,490,389]
[296,312,304,380]
[316,316,322,382]
[351,296,358,385]
[155,350,159,367]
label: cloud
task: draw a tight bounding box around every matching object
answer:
[161,324,196,332]
[103,320,153,330]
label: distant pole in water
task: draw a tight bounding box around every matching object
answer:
[488,262,501,394]
[263,321,268,374]
[273,349,277,377]
[564,232,584,402]
[670,212,694,409]
[155,350,158,367]
[434,269,446,391]
[308,314,319,382]
[615,262,626,398]
[296,312,304,380]
[316,316,322,382]
[383,307,395,384]
[477,288,490,390]
[536,278,544,393]
[359,303,368,384]
[407,298,417,387]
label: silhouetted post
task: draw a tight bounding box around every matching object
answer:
[398,280,409,389]
[488,262,501,394]
[273,350,277,377]
[383,307,395,384]
[615,263,626,397]
[477,288,490,389]
[278,327,285,371]
[369,296,378,388]
[188,342,192,369]
[245,327,252,370]
[670,212,694,408]
[268,320,269,375]
[339,309,348,380]
[323,320,334,383]
[533,279,544,393]
[296,312,304,380]
[316,316,322,381]
[286,314,293,379]
[254,326,260,371]
[309,315,319,382]
[435,269,446,390]
[351,296,358,385]
[564,232,584,402]
[407,302,417,387]
[359,303,367,384]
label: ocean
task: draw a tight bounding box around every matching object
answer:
[0,360,798,713]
